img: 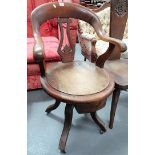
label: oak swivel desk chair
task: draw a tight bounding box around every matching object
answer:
[31,2,126,153]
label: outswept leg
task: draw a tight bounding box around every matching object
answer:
[59,104,74,153]
[90,112,106,134]
[109,88,121,129]
[45,100,61,114]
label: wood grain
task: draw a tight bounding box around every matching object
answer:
[46,61,110,95]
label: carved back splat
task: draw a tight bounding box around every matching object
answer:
[57,18,75,62]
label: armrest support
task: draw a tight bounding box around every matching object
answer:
[78,32,127,66]
[33,33,44,62]
[99,35,127,52]
[96,34,127,67]
[33,33,45,77]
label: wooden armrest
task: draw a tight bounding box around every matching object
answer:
[33,33,45,76]
[96,34,127,67]
[99,35,127,54]
[33,33,44,63]
[79,33,127,66]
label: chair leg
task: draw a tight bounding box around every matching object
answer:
[109,88,121,129]
[59,104,74,153]
[84,57,86,61]
[45,100,61,114]
[90,112,106,134]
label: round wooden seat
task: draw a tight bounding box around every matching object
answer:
[46,61,110,95]
[41,61,114,104]
[105,59,128,86]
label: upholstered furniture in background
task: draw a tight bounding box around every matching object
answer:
[27,0,79,90]
[78,0,128,129]
[31,2,126,153]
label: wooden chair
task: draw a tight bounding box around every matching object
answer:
[78,0,128,129]
[31,2,126,153]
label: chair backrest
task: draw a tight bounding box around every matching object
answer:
[31,2,105,62]
[109,0,128,59]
